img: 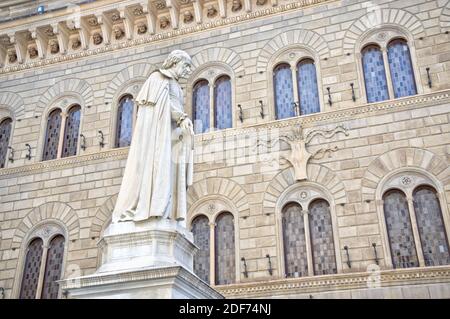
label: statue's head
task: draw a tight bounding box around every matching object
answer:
[161,50,193,79]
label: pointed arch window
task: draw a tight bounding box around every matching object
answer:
[62,105,81,158]
[214,212,235,285]
[42,109,62,161]
[282,202,308,278]
[214,76,232,131]
[0,117,12,168]
[19,232,66,299]
[191,215,210,283]
[362,45,389,103]
[383,190,419,268]
[115,95,135,148]
[387,39,417,99]
[413,186,450,266]
[297,59,320,115]
[309,199,337,275]
[193,80,210,134]
[274,63,295,120]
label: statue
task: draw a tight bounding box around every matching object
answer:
[112,50,194,226]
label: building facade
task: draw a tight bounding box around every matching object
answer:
[0,0,450,299]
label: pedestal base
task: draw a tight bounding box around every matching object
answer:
[59,219,223,299]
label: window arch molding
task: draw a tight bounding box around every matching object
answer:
[275,181,342,278]
[375,167,450,269]
[12,220,69,299]
[187,195,240,286]
[37,94,84,161]
[108,80,144,148]
[355,26,423,104]
[187,62,235,133]
[267,45,325,121]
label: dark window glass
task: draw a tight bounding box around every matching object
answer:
[42,109,62,161]
[413,186,450,266]
[214,76,232,130]
[191,215,210,283]
[61,105,81,158]
[309,199,337,275]
[19,238,43,299]
[0,118,12,168]
[193,80,210,134]
[282,202,308,277]
[115,95,134,147]
[214,212,235,285]
[274,64,295,119]
[383,190,419,268]
[41,235,65,299]
[362,45,389,103]
[388,39,417,98]
[297,59,320,115]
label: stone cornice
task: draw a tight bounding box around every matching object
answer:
[215,266,450,298]
[0,0,333,75]
[0,90,449,178]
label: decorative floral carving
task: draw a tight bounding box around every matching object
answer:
[8,50,17,63]
[28,46,38,59]
[111,13,121,22]
[137,23,148,34]
[300,191,308,200]
[207,5,218,18]
[72,38,81,50]
[44,27,54,37]
[256,0,267,5]
[160,16,170,29]
[133,8,144,16]
[93,32,103,45]
[87,17,99,26]
[50,40,59,54]
[401,176,412,186]
[155,1,166,9]
[232,0,243,12]
[183,11,194,24]
[113,26,125,40]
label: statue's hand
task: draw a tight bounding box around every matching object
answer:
[180,117,194,136]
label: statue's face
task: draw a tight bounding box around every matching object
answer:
[174,59,192,79]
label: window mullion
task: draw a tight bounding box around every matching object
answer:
[303,209,314,276]
[382,47,395,100]
[57,113,68,159]
[291,65,300,116]
[35,242,49,299]
[209,84,214,131]
[407,196,425,267]
[209,222,215,286]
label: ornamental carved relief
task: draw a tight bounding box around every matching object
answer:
[133,8,144,16]
[113,26,125,40]
[28,46,38,59]
[72,38,81,50]
[160,16,170,29]
[184,11,194,24]
[31,223,65,244]
[137,23,147,34]
[8,50,17,63]
[50,40,60,54]
[207,5,218,18]
[93,32,103,45]
[232,0,243,12]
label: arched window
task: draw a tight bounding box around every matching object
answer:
[309,199,337,275]
[387,39,417,99]
[41,235,65,299]
[297,59,320,115]
[0,117,12,168]
[282,202,308,278]
[383,190,419,268]
[191,215,210,283]
[214,76,232,130]
[19,233,65,299]
[115,95,135,148]
[19,238,43,299]
[362,45,389,103]
[61,105,81,158]
[193,80,210,134]
[273,63,295,120]
[413,186,450,266]
[42,109,62,161]
[214,212,235,285]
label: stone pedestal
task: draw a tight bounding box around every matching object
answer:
[59,219,223,299]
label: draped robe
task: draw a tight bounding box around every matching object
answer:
[112,70,194,224]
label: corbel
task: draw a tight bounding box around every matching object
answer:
[192,0,204,24]
[166,0,180,29]
[71,18,90,50]
[140,0,157,34]
[244,0,252,13]
[8,32,27,63]
[217,0,226,18]
[96,13,112,45]
[29,27,47,59]
[119,7,134,40]
[52,22,70,54]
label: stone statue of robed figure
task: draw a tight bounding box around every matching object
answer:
[112,50,194,227]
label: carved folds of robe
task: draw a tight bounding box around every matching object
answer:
[112,70,194,223]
